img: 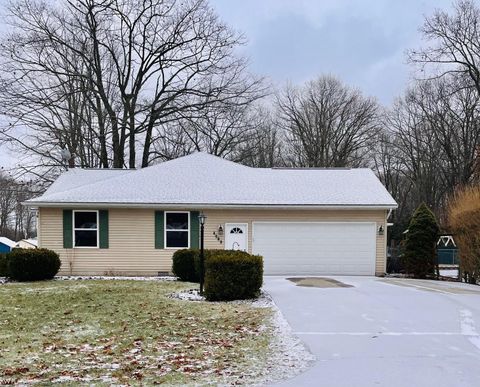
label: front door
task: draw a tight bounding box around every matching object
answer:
[225,223,248,251]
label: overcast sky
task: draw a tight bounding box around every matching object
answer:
[0,0,453,169]
[210,0,452,104]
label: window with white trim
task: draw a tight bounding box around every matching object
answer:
[165,212,189,248]
[73,211,98,247]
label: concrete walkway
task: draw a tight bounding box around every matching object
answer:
[264,276,480,387]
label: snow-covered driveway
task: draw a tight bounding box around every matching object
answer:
[264,276,480,387]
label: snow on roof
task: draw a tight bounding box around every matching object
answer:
[17,238,38,247]
[45,168,134,195]
[26,152,397,208]
[0,237,16,248]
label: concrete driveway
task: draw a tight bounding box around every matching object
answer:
[264,276,480,387]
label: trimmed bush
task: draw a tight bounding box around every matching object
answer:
[7,248,61,281]
[204,250,263,301]
[0,253,8,277]
[172,249,199,282]
[402,203,439,279]
[197,249,233,283]
[173,249,228,283]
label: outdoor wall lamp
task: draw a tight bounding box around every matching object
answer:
[378,225,384,236]
[213,225,224,244]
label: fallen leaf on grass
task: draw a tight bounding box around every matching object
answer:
[2,367,29,376]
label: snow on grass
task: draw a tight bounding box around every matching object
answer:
[0,279,311,386]
[246,291,315,385]
[168,289,315,385]
[168,288,205,301]
[55,275,177,281]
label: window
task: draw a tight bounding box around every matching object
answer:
[73,211,98,247]
[165,212,189,248]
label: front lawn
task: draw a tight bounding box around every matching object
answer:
[0,280,272,385]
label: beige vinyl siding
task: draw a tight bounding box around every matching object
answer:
[203,209,387,276]
[39,207,388,276]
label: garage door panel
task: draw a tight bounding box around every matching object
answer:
[253,222,376,275]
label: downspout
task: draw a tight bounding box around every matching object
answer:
[383,209,393,276]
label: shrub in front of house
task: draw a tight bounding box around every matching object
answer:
[204,250,263,301]
[172,249,199,282]
[198,249,229,279]
[7,248,61,281]
[402,203,439,279]
[0,253,8,277]
[448,186,480,284]
[173,249,227,283]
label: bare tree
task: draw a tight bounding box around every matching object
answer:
[150,101,258,162]
[237,108,284,167]
[372,131,413,231]
[409,0,480,94]
[385,75,480,227]
[0,0,265,177]
[0,174,16,236]
[410,77,480,187]
[0,172,37,239]
[147,101,284,167]
[277,76,379,167]
[389,90,447,213]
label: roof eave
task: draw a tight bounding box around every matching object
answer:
[23,201,398,210]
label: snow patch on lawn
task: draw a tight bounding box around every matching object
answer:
[64,324,104,339]
[256,293,316,385]
[55,275,177,281]
[168,288,205,301]
[0,275,178,286]
[167,289,315,385]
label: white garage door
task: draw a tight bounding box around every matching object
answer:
[252,222,376,275]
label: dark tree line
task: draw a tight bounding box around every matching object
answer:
[1,0,480,244]
[0,172,37,240]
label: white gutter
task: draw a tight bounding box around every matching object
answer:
[23,201,398,210]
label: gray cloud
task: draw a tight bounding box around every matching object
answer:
[210,0,453,104]
[0,0,455,168]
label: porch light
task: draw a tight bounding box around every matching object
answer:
[198,212,207,295]
[217,225,224,236]
[198,212,207,226]
[378,225,384,236]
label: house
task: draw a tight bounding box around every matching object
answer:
[16,238,38,249]
[25,152,397,276]
[0,237,16,253]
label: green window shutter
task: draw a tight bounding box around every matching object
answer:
[63,209,73,248]
[190,211,199,249]
[99,210,109,249]
[155,211,164,249]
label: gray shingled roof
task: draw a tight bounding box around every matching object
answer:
[27,152,397,209]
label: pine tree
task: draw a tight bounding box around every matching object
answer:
[402,203,440,278]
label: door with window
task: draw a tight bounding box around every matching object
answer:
[225,223,248,251]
